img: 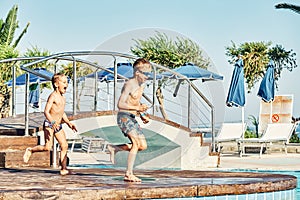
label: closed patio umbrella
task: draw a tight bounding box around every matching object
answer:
[257,60,275,103]
[226,59,245,107]
[226,58,246,131]
[257,60,275,127]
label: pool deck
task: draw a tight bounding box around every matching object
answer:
[0,112,299,199]
[0,151,298,199]
[0,166,297,200]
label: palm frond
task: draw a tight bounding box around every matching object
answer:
[275,3,300,14]
[0,5,18,46]
[0,19,4,34]
[13,22,30,48]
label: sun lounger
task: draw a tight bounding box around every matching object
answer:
[215,123,246,153]
[238,123,296,158]
[62,123,83,153]
[81,137,109,153]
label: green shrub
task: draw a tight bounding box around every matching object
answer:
[290,133,300,143]
[244,129,257,138]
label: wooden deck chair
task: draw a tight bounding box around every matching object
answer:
[215,123,246,153]
[238,123,296,158]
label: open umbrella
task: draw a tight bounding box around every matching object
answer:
[6,68,53,110]
[226,58,246,127]
[162,63,223,81]
[105,62,133,81]
[105,62,162,81]
[257,60,275,103]
[85,63,133,82]
[6,68,53,86]
[85,62,162,82]
[162,63,223,96]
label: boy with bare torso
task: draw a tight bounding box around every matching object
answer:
[108,58,152,182]
[23,73,77,175]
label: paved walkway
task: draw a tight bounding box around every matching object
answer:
[219,153,300,170]
[67,150,300,171]
[0,167,296,200]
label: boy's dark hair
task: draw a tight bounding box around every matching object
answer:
[51,73,65,89]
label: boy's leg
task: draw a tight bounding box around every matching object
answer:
[54,129,73,175]
[23,128,54,163]
[107,143,132,164]
[124,130,142,182]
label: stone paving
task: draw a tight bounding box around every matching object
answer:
[219,152,300,170]
[0,167,296,200]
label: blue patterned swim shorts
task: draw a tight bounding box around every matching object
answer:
[117,112,144,137]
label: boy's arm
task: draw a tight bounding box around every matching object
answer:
[62,113,77,132]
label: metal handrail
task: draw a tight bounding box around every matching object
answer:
[1,51,216,152]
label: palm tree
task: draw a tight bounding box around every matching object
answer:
[0,4,30,117]
[275,3,300,14]
[0,4,30,49]
[225,41,297,93]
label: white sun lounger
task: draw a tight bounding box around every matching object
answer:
[81,137,109,154]
[238,123,296,158]
[62,123,83,153]
[215,123,246,153]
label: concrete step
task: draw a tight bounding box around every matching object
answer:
[0,150,50,168]
[0,136,55,168]
[0,136,39,151]
[0,128,38,136]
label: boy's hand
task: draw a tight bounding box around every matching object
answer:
[68,122,78,132]
[139,104,148,112]
[52,122,60,132]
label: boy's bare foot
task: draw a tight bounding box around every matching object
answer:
[60,169,76,176]
[107,144,115,164]
[124,174,142,182]
[23,148,32,163]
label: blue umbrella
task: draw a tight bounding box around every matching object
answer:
[29,83,40,108]
[162,63,223,81]
[85,62,161,82]
[162,63,223,97]
[6,68,53,86]
[226,59,245,107]
[105,62,162,81]
[257,60,275,102]
[106,63,133,81]
[84,63,133,82]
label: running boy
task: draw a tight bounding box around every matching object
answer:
[23,73,77,175]
[108,58,151,182]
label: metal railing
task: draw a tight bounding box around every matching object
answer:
[1,51,216,152]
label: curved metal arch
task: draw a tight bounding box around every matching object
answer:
[1,50,216,152]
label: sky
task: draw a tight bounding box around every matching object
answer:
[1,0,300,124]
